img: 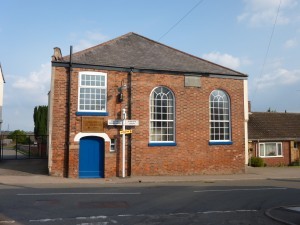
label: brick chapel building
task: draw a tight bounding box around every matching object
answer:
[48,32,249,178]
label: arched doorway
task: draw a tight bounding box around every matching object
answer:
[79,136,104,178]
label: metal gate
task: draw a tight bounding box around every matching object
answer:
[0,135,48,160]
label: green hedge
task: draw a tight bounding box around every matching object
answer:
[250,157,265,167]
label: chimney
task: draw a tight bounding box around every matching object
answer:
[51,47,63,61]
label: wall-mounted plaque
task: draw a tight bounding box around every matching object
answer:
[82,117,104,132]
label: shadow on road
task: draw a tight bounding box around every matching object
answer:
[0,159,48,175]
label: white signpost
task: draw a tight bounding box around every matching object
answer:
[108,119,139,126]
[107,116,139,178]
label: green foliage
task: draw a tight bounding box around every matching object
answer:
[33,105,48,137]
[250,157,265,167]
[7,129,27,140]
[267,107,276,112]
[290,160,300,166]
[7,130,31,144]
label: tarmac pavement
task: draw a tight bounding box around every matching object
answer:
[1,159,300,185]
[0,159,300,224]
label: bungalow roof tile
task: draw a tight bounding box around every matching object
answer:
[248,112,300,140]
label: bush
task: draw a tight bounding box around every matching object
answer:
[290,160,300,166]
[7,130,32,144]
[250,157,265,167]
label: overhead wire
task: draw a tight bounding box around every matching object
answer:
[131,0,205,70]
[251,0,282,105]
[157,0,205,41]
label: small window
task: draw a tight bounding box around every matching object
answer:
[78,72,107,113]
[110,138,116,152]
[294,142,298,149]
[259,142,283,157]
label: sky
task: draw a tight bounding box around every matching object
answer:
[0,0,300,132]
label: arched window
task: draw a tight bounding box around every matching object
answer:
[149,86,175,144]
[209,90,231,142]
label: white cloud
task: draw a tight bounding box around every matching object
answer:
[238,0,298,26]
[3,63,51,131]
[13,63,51,97]
[13,63,51,92]
[73,31,109,52]
[284,38,298,48]
[254,67,300,89]
[202,52,241,70]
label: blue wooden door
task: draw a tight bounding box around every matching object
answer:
[79,136,104,178]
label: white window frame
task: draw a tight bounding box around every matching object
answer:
[259,142,283,158]
[110,138,117,152]
[78,71,107,112]
[149,86,175,143]
[209,89,231,142]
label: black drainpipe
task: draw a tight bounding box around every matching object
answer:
[127,67,133,176]
[65,46,73,177]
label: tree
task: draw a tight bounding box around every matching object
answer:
[33,105,48,137]
[267,107,276,112]
[7,130,31,144]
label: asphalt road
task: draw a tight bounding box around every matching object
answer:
[1,179,299,225]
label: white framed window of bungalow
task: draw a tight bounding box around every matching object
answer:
[149,86,176,146]
[77,71,108,116]
[259,142,283,157]
[209,89,232,145]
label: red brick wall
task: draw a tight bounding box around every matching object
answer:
[253,141,291,166]
[50,67,68,177]
[49,66,246,178]
[130,73,245,175]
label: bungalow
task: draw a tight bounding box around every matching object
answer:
[248,112,300,166]
[48,32,249,178]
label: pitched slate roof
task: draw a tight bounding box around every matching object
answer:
[248,112,300,141]
[62,32,246,77]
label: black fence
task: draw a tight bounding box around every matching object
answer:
[0,135,48,160]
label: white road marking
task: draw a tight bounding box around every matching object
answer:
[76,216,107,220]
[76,222,108,225]
[116,209,259,217]
[117,214,132,217]
[194,187,287,193]
[197,209,258,214]
[75,215,115,225]
[236,209,259,212]
[29,215,113,224]
[285,206,300,212]
[17,192,141,196]
[29,218,63,222]
[26,210,259,224]
[0,221,15,224]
